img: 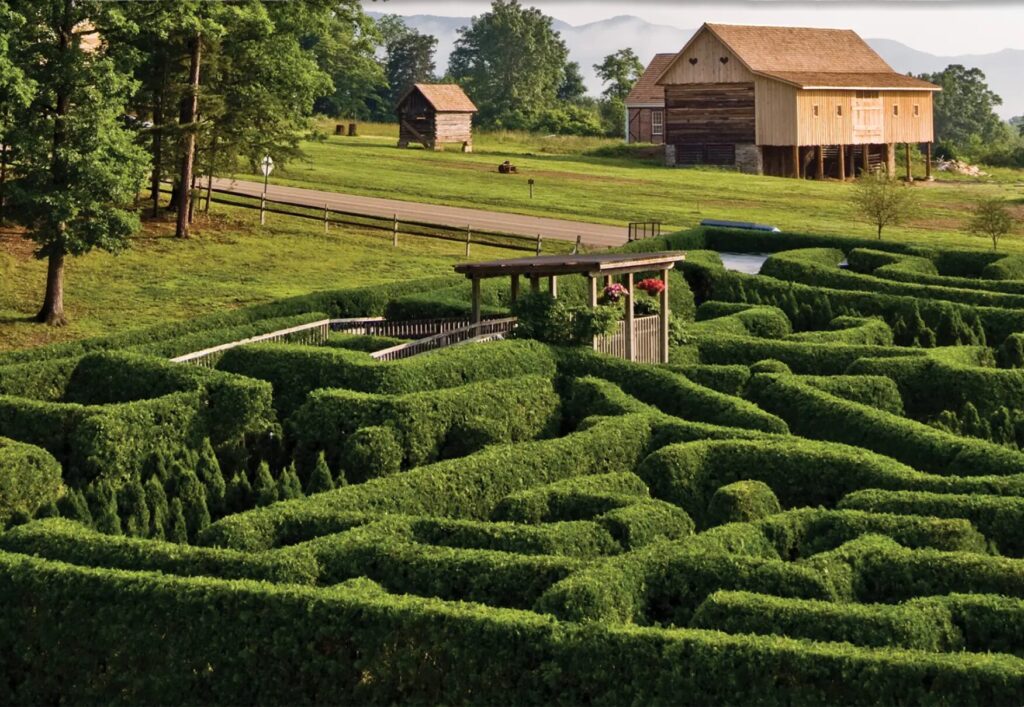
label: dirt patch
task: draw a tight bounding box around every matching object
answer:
[0,228,36,261]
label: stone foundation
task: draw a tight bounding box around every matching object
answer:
[735,144,763,175]
[664,144,676,167]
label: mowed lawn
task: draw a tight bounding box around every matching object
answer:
[0,201,515,352]
[259,121,1024,251]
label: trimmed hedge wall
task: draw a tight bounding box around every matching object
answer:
[218,339,558,417]
[745,373,1024,477]
[690,590,962,651]
[4,550,1024,705]
[785,316,894,346]
[0,437,63,526]
[289,375,560,478]
[796,374,905,415]
[693,335,925,375]
[323,333,408,352]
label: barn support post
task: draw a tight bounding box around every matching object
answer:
[925,143,933,180]
[659,267,670,364]
[815,146,825,180]
[837,145,846,181]
[862,145,871,174]
[624,272,636,362]
[905,143,913,182]
[847,146,856,180]
[791,145,801,179]
[885,144,896,175]
[510,275,520,303]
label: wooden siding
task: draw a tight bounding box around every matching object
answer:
[659,31,755,85]
[755,77,798,145]
[665,83,755,145]
[627,107,665,144]
[795,89,934,145]
[397,89,473,148]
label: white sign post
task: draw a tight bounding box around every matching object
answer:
[259,155,273,225]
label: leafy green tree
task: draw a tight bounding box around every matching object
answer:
[88,482,122,536]
[448,0,569,128]
[558,61,587,102]
[593,48,643,101]
[306,452,335,494]
[0,1,32,224]
[373,15,437,116]
[851,170,917,240]
[308,2,383,119]
[968,198,1015,251]
[919,65,1003,150]
[6,1,150,326]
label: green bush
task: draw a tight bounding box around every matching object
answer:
[493,472,650,524]
[218,339,558,416]
[706,481,781,526]
[510,291,620,346]
[839,488,1024,557]
[323,333,407,352]
[786,316,894,346]
[982,255,1024,280]
[694,335,925,375]
[408,517,620,558]
[289,375,560,477]
[691,590,962,651]
[340,426,407,482]
[666,364,752,396]
[796,374,904,414]
[748,359,791,375]
[689,304,792,339]
[937,593,1024,657]
[0,357,78,401]
[0,437,64,526]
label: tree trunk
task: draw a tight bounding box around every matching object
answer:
[36,250,67,326]
[150,93,163,217]
[0,139,8,224]
[175,33,202,238]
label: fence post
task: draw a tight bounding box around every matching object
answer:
[573,235,581,254]
[392,214,399,247]
[536,234,542,255]
[465,226,472,257]
[260,192,266,226]
[324,203,329,233]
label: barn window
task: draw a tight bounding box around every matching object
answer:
[893,105,899,116]
[813,105,819,117]
[651,110,664,136]
[836,105,843,117]
[913,104,920,117]
[856,90,879,99]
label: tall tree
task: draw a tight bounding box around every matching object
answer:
[557,61,587,103]
[376,15,437,113]
[7,1,150,326]
[309,2,383,119]
[918,65,1004,149]
[0,1,32,223]
[448,0,568,128]
[594,48,643,101]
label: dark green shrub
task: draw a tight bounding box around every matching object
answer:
[749,359,790,375]
[306,453,335,495]
[277,465,303,501]
[168,499,188,544]
[510,291,619,346]
[324,333,408,353]
[797,374,904,414]
[706,480,781,526]
[982,255,1024,280]
[666,364,752,396]
[253,462,279,508]
[0,437,63,527]
[57,488,92,527]
[117,480,150,538]
[340,426,403,483]
[144,477,169,541]
[88,482,122,536]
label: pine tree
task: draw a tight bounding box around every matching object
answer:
[225,472,254,514]
[990,407,1016,447]
[277,464,303,500]
[196,439,226,516]
[919,327,937,348]
[254,462,279,507]
[961,402,991,440]
[35,501,60,519]
[168,498,188,544]
[118,479,150,538]
[144,476,169,540]
[172,468,210,542]
[890,314,908,345]
[818,295,834,328]
[57,488,93,527]
[305,452,335,495]
[89,482,122,536]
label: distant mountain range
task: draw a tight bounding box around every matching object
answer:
[368,12,1023,120]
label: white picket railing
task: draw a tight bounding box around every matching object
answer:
[594,314,661,364]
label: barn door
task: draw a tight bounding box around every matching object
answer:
[852,93,883,143]
[628,109,641,143]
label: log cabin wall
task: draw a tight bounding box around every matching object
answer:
[664,84,755,146]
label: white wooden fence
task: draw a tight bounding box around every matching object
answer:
[594,314,661,363]
[370,318,518,361]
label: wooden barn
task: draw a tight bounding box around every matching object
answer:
[396,83,477,152]
[624,54,675,145]
[655,23,940,178]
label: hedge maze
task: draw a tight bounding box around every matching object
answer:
[5,228,1024,703]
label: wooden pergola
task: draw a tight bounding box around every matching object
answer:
[454,252,686,363]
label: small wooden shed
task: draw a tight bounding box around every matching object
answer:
[396,83,477,152]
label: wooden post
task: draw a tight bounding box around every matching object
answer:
[573,235,582,254]
[536,234,542,255]
[862,144,871,174]
[392,214,398,247]
[260,192,266,225]
[588,275,598,351]
[624,272,636,362]
[470,277,481,335]
[324,203,329,233]
[905,143,913,182]
[529,276,540,292]
[465,226,472,257]
[848,146,856,180]
[510,275,520,303]
[815,146,825,180]
[548,275,558,298]
[659,268,670,364]
[925,142,933,180]
[791,145,801,179]
[837,145,846,181]
[885,143,896,175]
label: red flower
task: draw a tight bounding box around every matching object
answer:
[637,278,666,296]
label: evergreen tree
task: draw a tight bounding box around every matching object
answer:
[961,402,991,440]
[35,501,60,519]
[57,488,93,527]
[226,472,254,514]
[277,464,303,500]
[172,467,210,541]
[919,327,937,348]
[306,452,335,495]
[89,482,122,536]
[118,479,150,538]
[144,476,169,540]
[168,498,188,544]
[890,314,908,345]
[253,461,279,507]
[557,61,587,103]
[990,407,1016,447]
[196,439,226,516]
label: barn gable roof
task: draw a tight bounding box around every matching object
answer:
[657,23,940,91]
[625,53,676,106]
[403,83,478,113]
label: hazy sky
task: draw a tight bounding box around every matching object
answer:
[373,1,1024,55]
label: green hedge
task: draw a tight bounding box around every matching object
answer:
[667,364,752,396]
[982,254,1024,280]
[706,480,781,526]
[555,347,788,434]
[127,312,331,359]
[0,357,78,401]
[199,413,660,551]
[323,333,408,352]
[289,375,560,479]
[690,590,962,651]
[4,551,1024,705]
[689,304,792,339]
[937,593,1024,657]
[796,374,904,414]
[408,517,620,558]
[785,316,894,346]
[218,339,558,416]
[839,489,1024,557]
[558,376,653,429]
[0,518,319,583]
[745,373,1024,477]
[693,335,925,375]
[0,437,63,526]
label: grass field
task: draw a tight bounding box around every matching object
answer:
[0,200,515,352]
[255,120,1024,250]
